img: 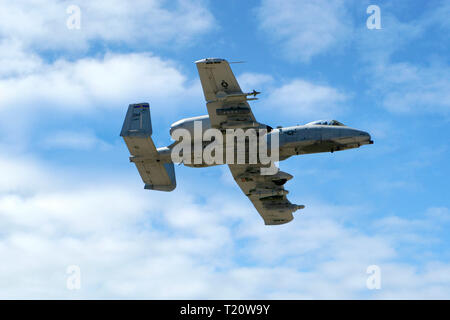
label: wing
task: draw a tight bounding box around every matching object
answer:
[195,58,260,130]
[228,164,304,225]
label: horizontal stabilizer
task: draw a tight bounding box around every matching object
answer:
[143,163,176,191]
[121,103,176,192]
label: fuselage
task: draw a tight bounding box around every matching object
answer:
[276,123,372,160]
[158,115,373,167]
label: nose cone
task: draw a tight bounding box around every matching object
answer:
[358,130,373,145]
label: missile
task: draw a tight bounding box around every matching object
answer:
[249,188,289,197]
[263,203,305,211]
[247,89,261,97]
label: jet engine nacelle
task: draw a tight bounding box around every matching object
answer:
[170,115,211,142]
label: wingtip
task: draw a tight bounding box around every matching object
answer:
[195,58,226,64]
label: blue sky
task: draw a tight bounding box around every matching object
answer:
[0,0,449,298]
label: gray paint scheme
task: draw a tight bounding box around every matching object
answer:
[121,58,373,225]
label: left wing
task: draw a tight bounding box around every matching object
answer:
[195,58,260,130]
[228,164,304,225]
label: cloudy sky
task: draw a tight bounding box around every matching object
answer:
[0,0,449,299]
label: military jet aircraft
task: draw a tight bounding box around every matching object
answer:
[121,58,373,225]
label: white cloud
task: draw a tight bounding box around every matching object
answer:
[0,152,449,298]
[0,0,212,132]
[0,40,43,78]
[357,12,424,65]
[357,8,450,115]
[257,0,353,62]
[426,207,450,222]
[374,62,450,115]
[256,1,450,115]
[237,72,274,90]
[40,131,112,150]
[0,0,449,300]
[422,1,450,32]
[0,42,205,148]
[0,154,55,195]
[0,52,197,114]
[263,79,348,120]
[0,0,215,52]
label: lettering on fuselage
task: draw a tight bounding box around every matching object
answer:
[170,120,279,174]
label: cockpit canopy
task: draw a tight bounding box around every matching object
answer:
[306,120,346,126]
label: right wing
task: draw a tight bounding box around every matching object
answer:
[228,164,304,225]
[195,58,260,130]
